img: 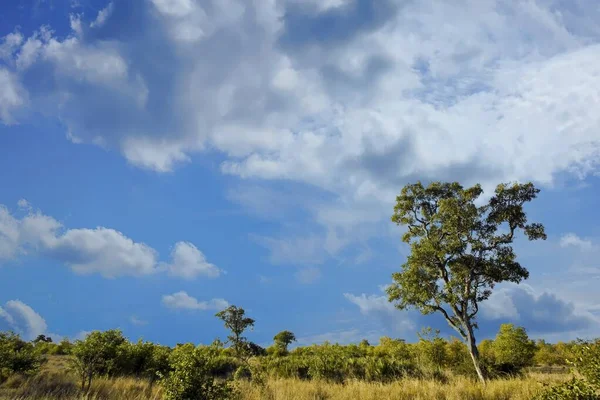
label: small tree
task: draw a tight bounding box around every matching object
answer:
[273,330,297,354]
[387,181,546,383]
[215,305,255,363]
[70,329,128,391]
[492,323,536,374]
[33,334,53,343]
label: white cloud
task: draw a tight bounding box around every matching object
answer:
[344,289,416,333]
[0,206,21,260]
[0,201,217,279]
[481,283,598,335]
[90,2,114,28]
[162,291,229,311]
[2,1,600,260]
[560,233,595,251]
[0,32,23,61]
[0,300,47,340]
[163,242,221,279]
[0,68,26,124]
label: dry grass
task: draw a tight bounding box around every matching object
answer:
[0,356,568,400]
[236,373,567,400]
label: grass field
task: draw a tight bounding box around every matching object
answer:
[0,356,569,400]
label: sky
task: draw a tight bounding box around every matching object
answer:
[0,0,600,347]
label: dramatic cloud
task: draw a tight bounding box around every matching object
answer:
[162,291,229,311]
[163,241,221,279]
[0,300,47,340]
[345,282,599,339]
[1,1,598,193]
[481,284,598,335]
[0,201,217,279]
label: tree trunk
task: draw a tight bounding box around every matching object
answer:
[466,327,486,385]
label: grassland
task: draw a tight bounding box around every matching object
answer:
[0,356,569,400]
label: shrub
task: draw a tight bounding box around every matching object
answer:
[0,332,45,383]
[160,342,237,400]
[70,329,128,390]
[570,339,600,387]
[534,377,599,400]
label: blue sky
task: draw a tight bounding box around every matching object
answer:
[1,0,600,347]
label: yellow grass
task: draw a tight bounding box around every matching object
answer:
[236,373,566,400]
[0,374,567,400]
[0,356,569,400]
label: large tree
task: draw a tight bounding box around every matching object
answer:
[386,181,546,383]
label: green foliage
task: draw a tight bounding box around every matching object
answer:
[234,365,252,381]
[533,339,600,399]
[121,339,172,383]
[387,181,546,382]
[534,378,599,400]
[0,332,45,383]
[70,329,128,390]
[415,328,448,369]
[33,334,53,343]
[216,305,255,362]
[160,342,237,400]
[491,324,536,375]
[273,330,296,355]
[569,339,600,386]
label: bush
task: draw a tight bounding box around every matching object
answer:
[0,332,45,383]
[160,342,237,400]
[492,324,536,375]
[70,329,128,390]
[570,339,600,387]
[534,378,599,400]
[234,365,252,381]
[534,339,600,399]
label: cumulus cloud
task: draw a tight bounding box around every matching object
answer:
[162,242,221,279]
[481,283,598,335]
[0,201,217,279]
[0,300,47,340]
[345,281,599,340]
[162,291,229,311]
[2,0,600,263]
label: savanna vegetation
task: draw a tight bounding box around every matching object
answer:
[1,181,597,399]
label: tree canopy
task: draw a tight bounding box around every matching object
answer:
[386,181,546,383]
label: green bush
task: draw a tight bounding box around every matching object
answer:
[70,329,128,390]
[0,332,45,383]
[160,342,237,400]
[570,339,600,387]
[534,378,599,400]
[534,339,600,399]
